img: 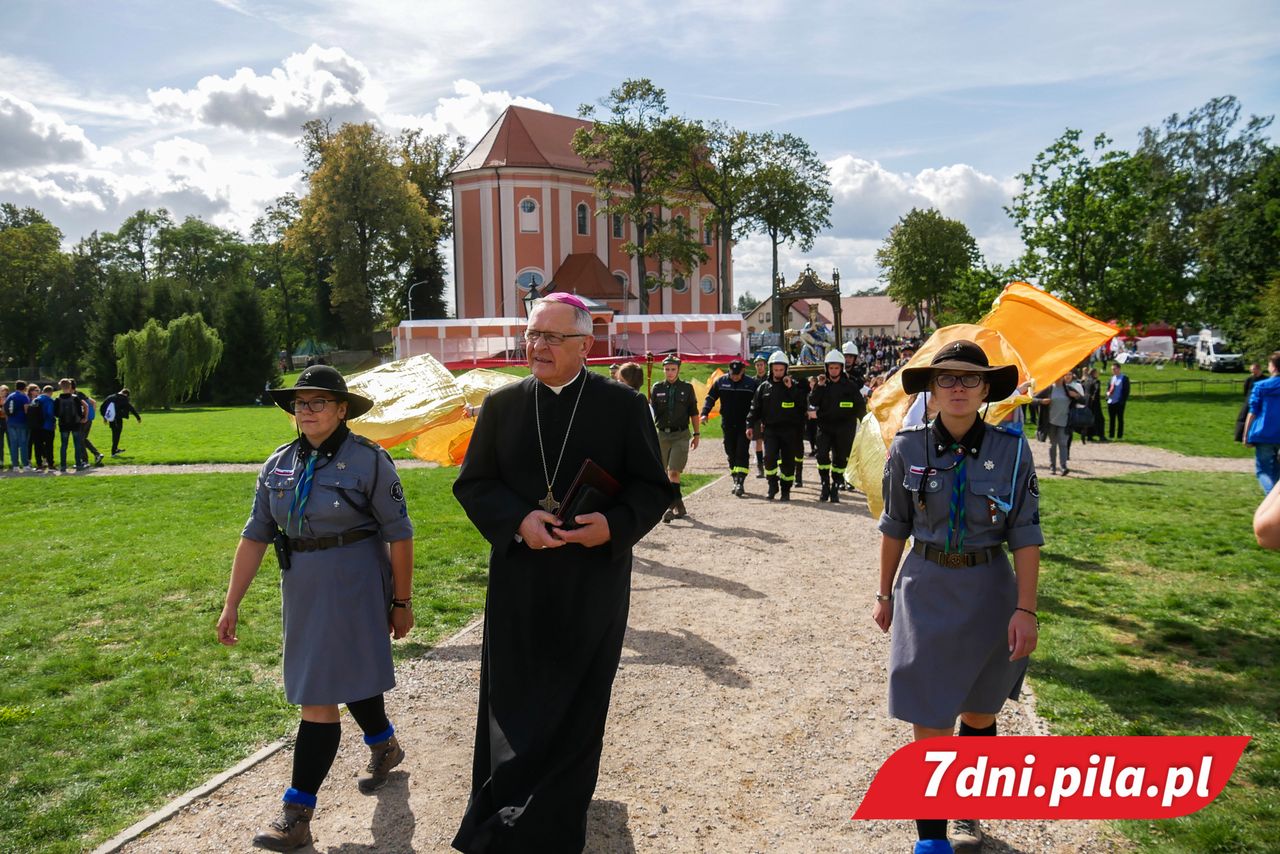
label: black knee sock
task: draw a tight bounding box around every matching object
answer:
[958,720,997,737]
[916,819,947,839]
[346,694,392,744]
[290,720,341,800]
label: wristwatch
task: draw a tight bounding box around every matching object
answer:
[875,593,893,602]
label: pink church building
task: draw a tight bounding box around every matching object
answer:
[449,105,731,318]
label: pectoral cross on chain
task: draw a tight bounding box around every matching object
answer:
[539,487,560,514]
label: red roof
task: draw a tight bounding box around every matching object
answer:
[453,106,594,175]
[552,253,636,299]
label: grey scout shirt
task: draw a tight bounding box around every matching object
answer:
[878,421,1043,552]
[242,431,414,543]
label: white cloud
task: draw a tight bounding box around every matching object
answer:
[0,93,95,169]
[148,44,385,135]
[388,79,555,147]
[827,155,1016,240]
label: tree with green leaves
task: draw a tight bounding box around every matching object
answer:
[207,283,277,402]
[292,122,434,342]
[735,291,761,313]
[1138,95,1275,328]
[1006,131,1173,323]
[252,194,312,359]
[934,263,1018,326]
[746,132,832,326]
[573,78,706,313]
[114,313,223,409]
[106,208,173,285]
[682,122,765,313]
[876,207,979,331]
[399,129,466,320]
[154,216,249,316]
[0,211,70,370]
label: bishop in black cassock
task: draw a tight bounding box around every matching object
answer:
[452,295,670,852]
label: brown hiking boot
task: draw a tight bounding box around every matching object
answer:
[358,734,405,793]
[951,817,984,852]
[252,803,313,851]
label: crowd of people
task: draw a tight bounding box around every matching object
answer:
[0,379,140,473]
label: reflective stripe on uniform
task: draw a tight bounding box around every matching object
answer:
[817,463,832,471]
[780,473,795,482]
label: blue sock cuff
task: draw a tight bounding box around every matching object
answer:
[913,840,953,854]
[362,724,394,746]
[282,787,317,808]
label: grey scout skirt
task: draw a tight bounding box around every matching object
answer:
[888,548,1026,729]
[280,536,395,706]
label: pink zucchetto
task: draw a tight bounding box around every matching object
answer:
[538,292,590,313]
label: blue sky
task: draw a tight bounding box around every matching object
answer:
[3,0,1278,304]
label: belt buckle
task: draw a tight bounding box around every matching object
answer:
[943,552,967,568]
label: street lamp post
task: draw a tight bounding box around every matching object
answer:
[406,279,429,320]
[522,280,542,317]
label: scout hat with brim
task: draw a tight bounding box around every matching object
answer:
[899,339,1019,402]
[268,365,375,420]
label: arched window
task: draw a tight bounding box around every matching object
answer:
[699,275,715,295]
[576,203,590,235]
[672,275,688,294]
[612,213,623,239]
[645,273,660,292]
[515,269,544,291]
[519,198,538,233]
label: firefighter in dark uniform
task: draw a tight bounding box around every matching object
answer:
[651,354,700,521]
[700,359,758,497]
[808,349,866,502]
[746,350,808,501]
[751,355,768,478]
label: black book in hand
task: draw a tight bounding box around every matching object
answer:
[556,459,621,530]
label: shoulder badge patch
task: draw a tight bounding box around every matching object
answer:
[1028,472,1040,497]
[390,481,404,502]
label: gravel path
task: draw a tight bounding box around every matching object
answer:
[106,432,1176,853]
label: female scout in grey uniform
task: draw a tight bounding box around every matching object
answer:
[872,340,1042,854]
[217,366,415,851]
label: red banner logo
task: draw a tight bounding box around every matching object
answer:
[852,736,1250,820]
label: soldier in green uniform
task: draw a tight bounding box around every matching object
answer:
[651,355,700,522]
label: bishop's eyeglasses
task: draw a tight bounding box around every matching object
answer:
[289,398,339,413]
[524,330,586,346]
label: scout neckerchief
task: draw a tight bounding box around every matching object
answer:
[287,424,349,536]
[534,369,587,514]
[931,416,983,554]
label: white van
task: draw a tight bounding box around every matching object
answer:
[1196,328,1243,372]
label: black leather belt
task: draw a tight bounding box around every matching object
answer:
[289,529,377,553]
[659,427,688,434]
[912,541,1003,568]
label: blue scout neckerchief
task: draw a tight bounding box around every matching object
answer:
[287,448,318,536]
[988,421,1023,518]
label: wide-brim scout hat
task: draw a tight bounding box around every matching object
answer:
[268,365,375,420]
[899,339,1019,401]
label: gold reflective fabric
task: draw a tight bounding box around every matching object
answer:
[344,353,465,448]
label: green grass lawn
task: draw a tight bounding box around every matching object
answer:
[1035,471,1279,853]
[1100,363,1252,459]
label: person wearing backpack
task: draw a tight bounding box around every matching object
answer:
[70,379,104,467]
[55,379,87,472]
[101,388,142,456]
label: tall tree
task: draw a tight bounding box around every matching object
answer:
[876,207,980,331]
[682,122,763,313]
[0,213,70,370]
[84,274,147,394]
[207,283,276,402]
[746,132,833,325]
[106,209,173,285]
[573,78,706,314]
[1006,130,1173,323]
[154,216,249,316]
[1138,96,1275,327]
[292,122,433,343]
[399,129,465,320]
[252,193,312,359]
